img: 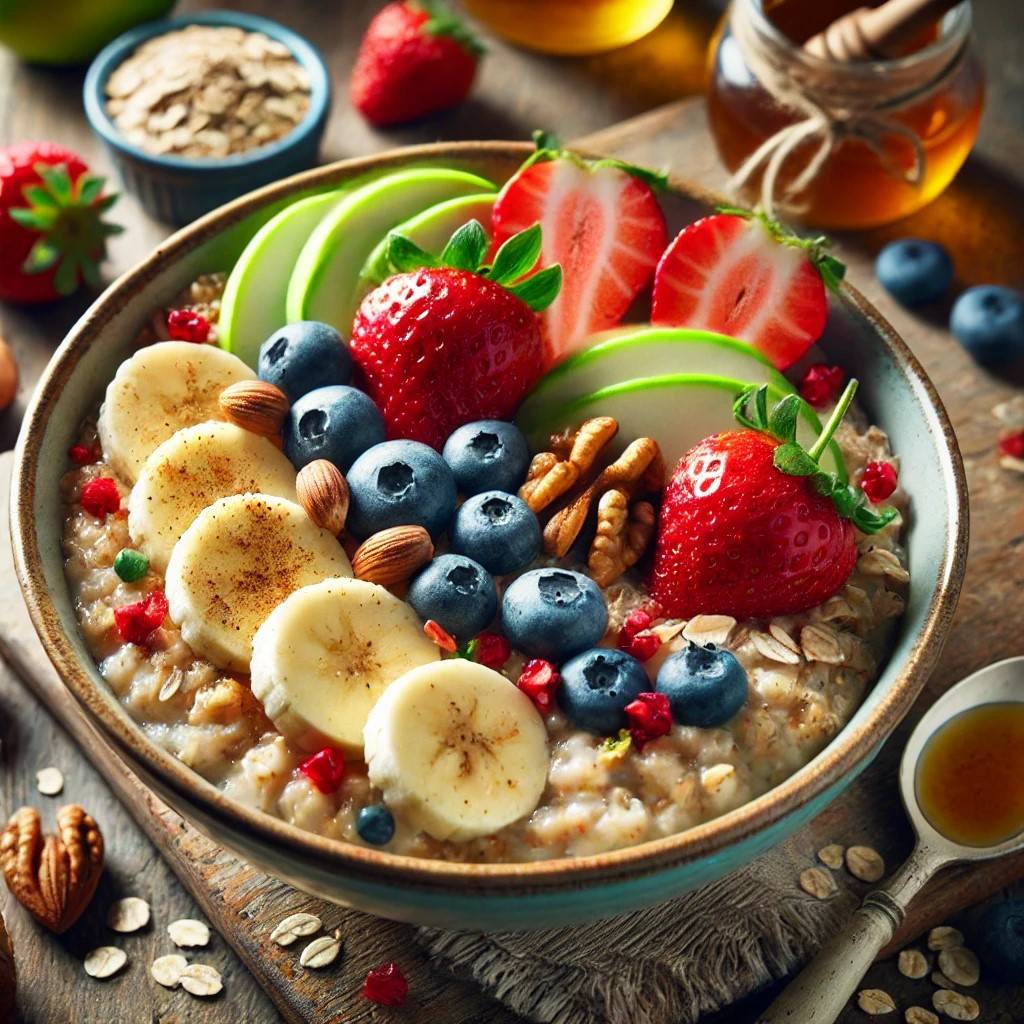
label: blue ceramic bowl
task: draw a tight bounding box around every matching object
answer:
[83,10,331,225]
[11,143,968,931]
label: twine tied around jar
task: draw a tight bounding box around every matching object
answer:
[726,0,962,217]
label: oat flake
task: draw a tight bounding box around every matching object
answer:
[932,990,979,1021]
[905,1008,939,1024]
[937,946,979,987]
[799,867,837,900]
[270,912,321,946]
[180,962,223,997]
[681,614,735,646]
[817,843,844,870]
[800,623,845,665]
[168,918,210,948]
[768,623,800,653]
[931,971,956,989]
[751,630,802,665]
[299,931,342,969]
[898,948,929,979]
[857,988,896,1014]
[84,946,128,979]
[36,766,64,796]
[846,844,885,882]
[107,896,150,933]
[928,926,964,951]
[151,954,187,988]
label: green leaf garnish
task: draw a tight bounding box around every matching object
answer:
[523,128,667,189]
[773,443,818,477]
[385,232,437,274]
[22,239,60,274]
[489,222,542,285]
[508,263,562,312]
[767,393,801,443]
[417,0,486,55]
[453,638,479,661]
[440,219,489,271]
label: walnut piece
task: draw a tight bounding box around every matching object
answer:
[589,489,656,587]
[519,416,618,513]
[0,805,104,933]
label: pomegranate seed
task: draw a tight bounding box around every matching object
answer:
[475,632,511,670]
[362,962,408,1006]
[113,590,168,645]
[999,430,1024,460]
[68,443,96,466]
[799,364,845,408]
[80,476,121,518]
[299,747,346,794]
[624,692,672,749]
[423,619,457,653]
[861,461,898,503]
[166,308,211,343]
[517,659,560,715]
[620,609,652,640]
[621,631,662,663]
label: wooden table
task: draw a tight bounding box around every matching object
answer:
[1,2,1022,1022]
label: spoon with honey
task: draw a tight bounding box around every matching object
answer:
[757,655,1024,1024]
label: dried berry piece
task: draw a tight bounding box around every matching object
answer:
[80,477,121,518]
[999,430,1024,459]
[423,619,457,653]
[517,659,560,715]
[166,309,211,343]
[617,609,662,661]
[299,748,345,794]
[362,961,408,1006]
[113,591,168,645]
[799,363,845,408]
[68,443,96,466]
[475,632,510,670]
[861,461,899,503]
[624,692,672,748]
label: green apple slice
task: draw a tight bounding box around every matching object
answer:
[286,168,496,333]
[519,373,847,481]
[517,326,793,431]
[358,192,497,292]
[218,190,346,368]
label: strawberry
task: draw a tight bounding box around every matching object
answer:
[490,133,668,368]
[0,142,120,304]
[650,382,897,620]
[651,209,844,371]
[350,1,482,127]
[351,219,560,449]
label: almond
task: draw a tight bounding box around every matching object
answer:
[1,805,104,934]
[352,525,433,587]
[218,379,289,436]
[296,460,349,535]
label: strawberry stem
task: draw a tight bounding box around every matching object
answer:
[808,379,857,463]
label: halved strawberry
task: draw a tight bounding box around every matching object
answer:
[490,140,667,369]
[651,211,844,370]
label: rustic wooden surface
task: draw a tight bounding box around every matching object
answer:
[1,1,1023,1022]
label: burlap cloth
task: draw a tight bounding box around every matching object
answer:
[417,834,860,1024]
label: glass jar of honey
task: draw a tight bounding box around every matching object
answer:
[462,0,673,55]
[707,0,985,228]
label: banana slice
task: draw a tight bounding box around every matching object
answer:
[129,421,297,573]
[166,493,351,672]
[251,578,440,755]
[98,341,255,484]
[364,660,549,842]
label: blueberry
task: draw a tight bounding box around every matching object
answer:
[449,491,540,576]
[559,648,649,735]
[284,385,385,473]
[875,239,953,306]
[258,321,352,402]
[655,642,748,728]
[501,568,608,662]
[356,803,396,846]
[442,421,531,496]
[346,439,456,539]
[407,554,497,640]
[973,899,1024,983]
[951,285,1024,366]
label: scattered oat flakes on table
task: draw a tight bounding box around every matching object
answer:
[168,917,210,948]
[857,988,897,1014]
[179,962,223,997]
[846,844,886,882]
[270,911,321,946]
[928,926,964,951]
[937,946,980,987]
[898,948,930,979]
[84,946,127,979]
[931,970,956,990]
[106,896,150,933]
[932,989,979,1021]
[151,953,187,988]
[299,930,342,969]
[799,866,837,899]
[35,766,64,796]
[817,843,844,870]
[905,1008,939,1024]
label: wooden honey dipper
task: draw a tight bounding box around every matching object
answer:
[804,0,963,61]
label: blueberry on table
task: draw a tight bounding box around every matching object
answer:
[356,804,396,846]
[559,648,649,735]
[346,439,456,539]
[973,899,1024,983]
[501,568,608,662]
[408,554,497,640]
[449,490,540,576]
[875,239,953,306]
[442,420,531,496]
[285,385,385,473]
[258,321,352,402]
[655,642,748,728]
[951,285,1024,366]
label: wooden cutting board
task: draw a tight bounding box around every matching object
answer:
[2,100,1024,1024]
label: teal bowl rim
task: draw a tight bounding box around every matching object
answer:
[10,141,969,896]
[82,8,331,173]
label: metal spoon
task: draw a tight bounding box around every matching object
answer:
[757,655,1024,1024]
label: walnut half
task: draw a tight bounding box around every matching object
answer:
[1,805,104,934]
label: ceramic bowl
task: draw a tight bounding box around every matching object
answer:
[82,9,331,225]
[11,142,968,930]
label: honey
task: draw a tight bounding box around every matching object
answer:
[707,0,985,228]
[916,702,1024,848]
[462,0,673,55]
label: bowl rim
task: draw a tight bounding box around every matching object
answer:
[11,140,969,892]
[82,8,331,172]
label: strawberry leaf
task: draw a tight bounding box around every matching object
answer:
[773,443,818,476]
[508,264,562,311]
[9,206,55,231]
[440,219,488,271]
[53,254,79,296]
[36,163,72,204]
[454,638,479,660]
[768,393,801,442]
[77,174,106,206]
[591,158,669,191]
[852,505,898,532]
[23,185,59,210]
[523,129,667,188]
[386,232,437,274]
[532,129,561,153]
[22,239,60,274]
[489,222,541,285]
[418,0,485,55]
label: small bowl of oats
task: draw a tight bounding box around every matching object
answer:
[83,10,331,225]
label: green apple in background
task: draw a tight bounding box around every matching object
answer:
[286,167,496,335]
[518,373,847,481]
[0,0,176,65]
[515,326,794,432]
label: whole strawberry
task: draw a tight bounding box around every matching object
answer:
[650,382,897,619]
[351,219,560,449]
[350,1,483,127]
[0,142,120,304]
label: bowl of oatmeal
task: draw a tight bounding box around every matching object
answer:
[11,142,967,929]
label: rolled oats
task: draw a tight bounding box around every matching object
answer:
[84,946,127,979]
[681,614,735,646]
[151,953,187,987]
[299,930,342,969]
[800,623,845,664]
[768,623,801,654]
[180,962,223,997]
[168,918,210,948]
[937,946,979,987]
[927,926,964,951]
[107,896,151,933]
[931,971,956,989]
[817,843,844,870]
[751,630,802,665]
[931,989,979,1021]
[270,912,321,946]
[846,844,885,882]
[857,547,911,583]
[857,988,897,1014]
[898,948,929,979]
[905,1008,939,1024]
[799,867,837,899]
[35,766,64,796]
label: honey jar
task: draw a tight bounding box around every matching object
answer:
[707,0,985,228]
